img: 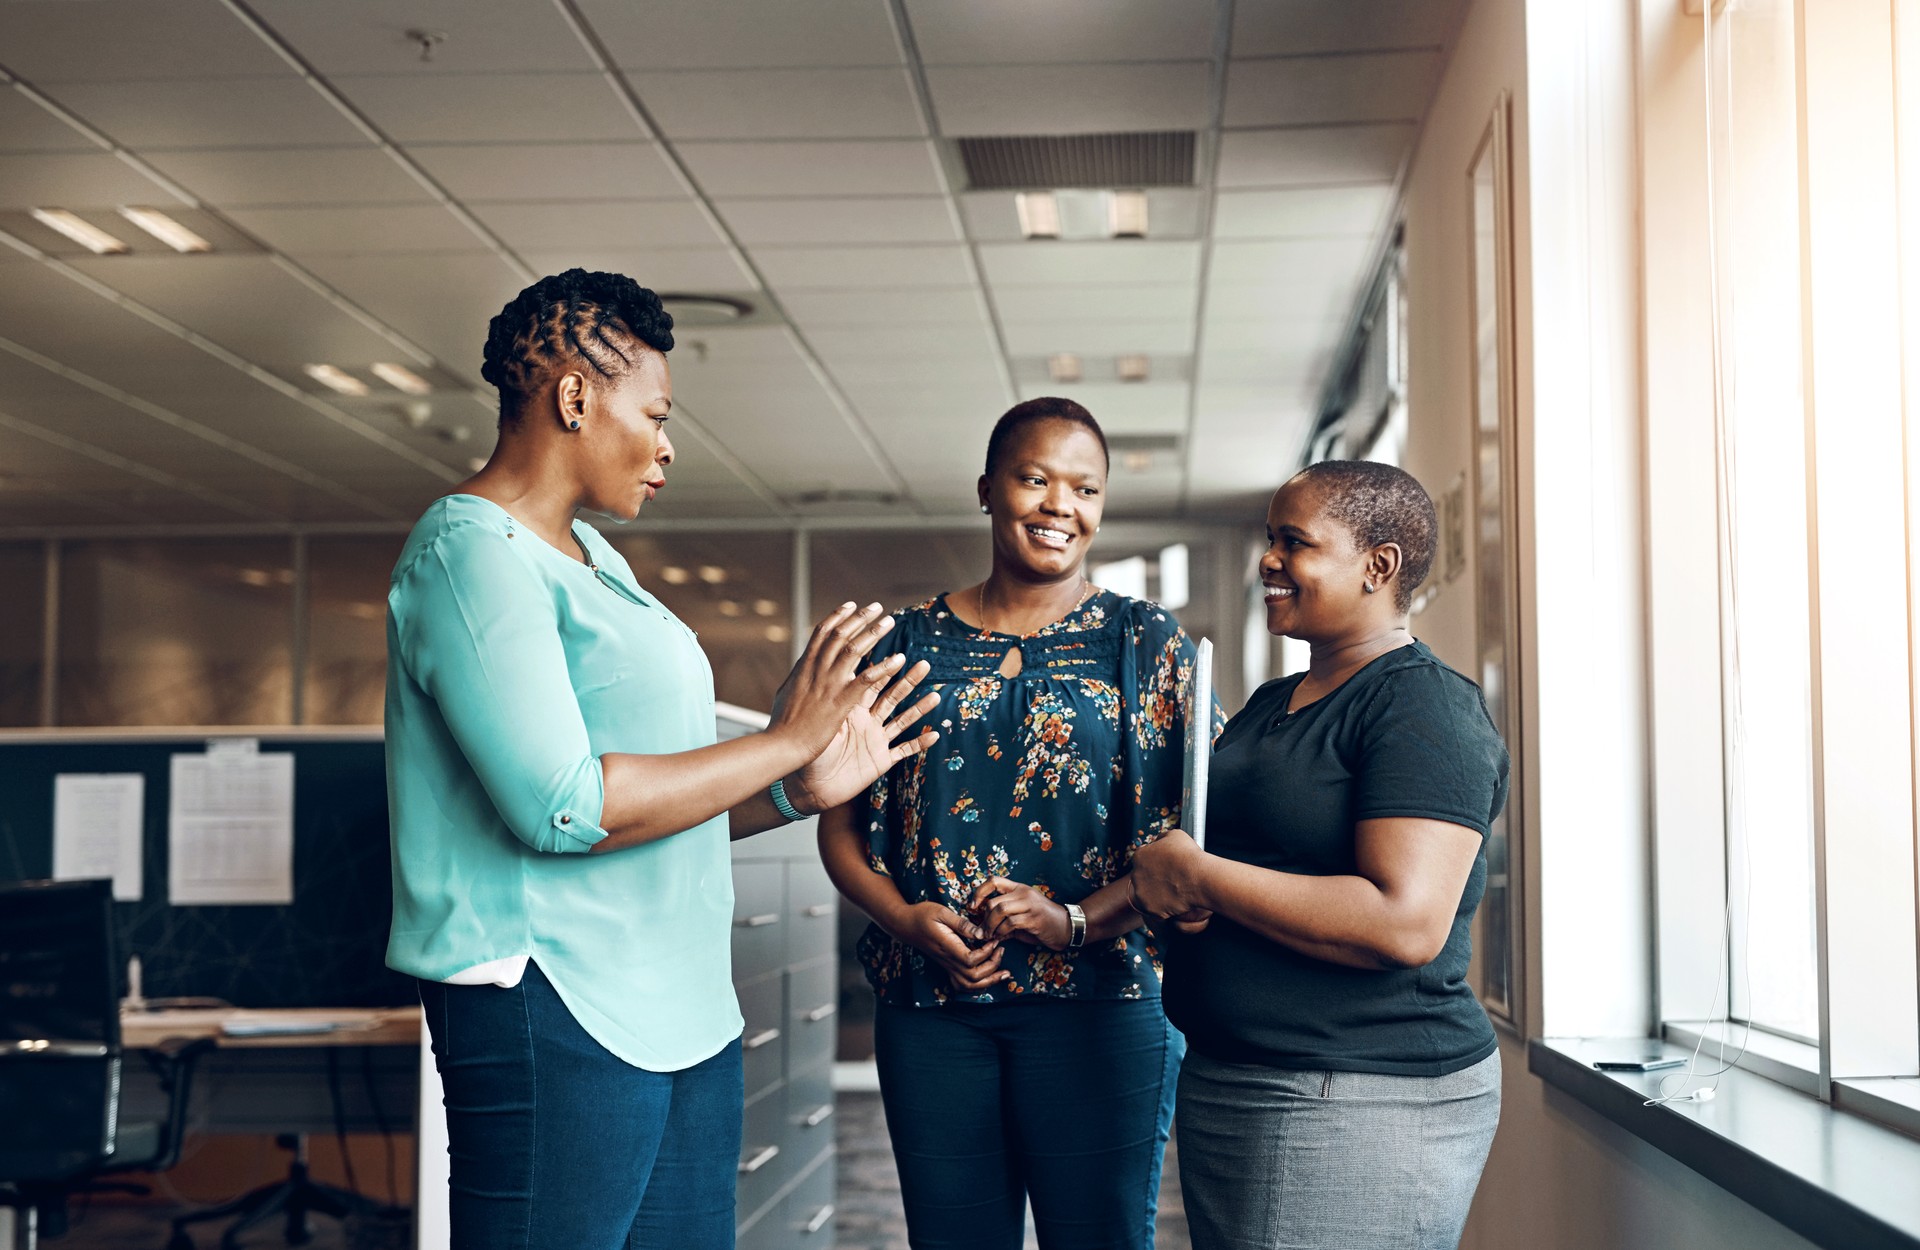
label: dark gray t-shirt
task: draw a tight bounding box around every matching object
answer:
[1163,641,1508,1076]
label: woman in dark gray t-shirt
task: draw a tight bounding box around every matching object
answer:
[1132,460,1508,1250]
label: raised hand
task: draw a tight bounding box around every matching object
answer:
[968,876,1072,950]
[769,603,905,756]
[788,659,940,814]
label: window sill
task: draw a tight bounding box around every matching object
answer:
[1530,1037,1920,1250]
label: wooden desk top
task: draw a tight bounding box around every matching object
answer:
[121,1006,420,1050]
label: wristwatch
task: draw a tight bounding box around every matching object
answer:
[1064,902,1087,950]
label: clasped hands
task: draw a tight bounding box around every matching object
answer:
[1127,830,1214,935]
[894,877,1079,994]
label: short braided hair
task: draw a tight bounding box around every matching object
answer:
[1293,460,1437,613]
[984,397,1109,476]
[481,269,674,419]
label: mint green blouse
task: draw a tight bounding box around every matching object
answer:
[383,495,741,1072]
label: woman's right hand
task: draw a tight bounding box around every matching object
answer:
[892,901,1009,993]
[769,603,904,756]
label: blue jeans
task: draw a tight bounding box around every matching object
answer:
[418,961,743,1250]
[874,996,1183,1250]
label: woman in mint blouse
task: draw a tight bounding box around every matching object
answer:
[386,271,938,1250]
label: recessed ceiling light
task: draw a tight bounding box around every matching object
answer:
[764,624,792,644]
[371,362,433,395]
[659,566,691,585]
[753,598,780,617]
[1108,190,1149,239]
[718,599,743,617]
[1016,191,1061,240]
[30,209,128,255]
[1048,353,1083,383]
[117,206,212,253]
[303,363,369,397]
[1122,450,1155,473]
[1116,354,1150,383]
[697,565,728,585]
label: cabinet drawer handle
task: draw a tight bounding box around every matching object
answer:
[803,1103,834,1128]
[743,1028,781,1050]
[737,1144,779,1174]
[801,903,834,918]
[803,1002,837,1023]
[736,913,779,928]
[803,1203,835,1234]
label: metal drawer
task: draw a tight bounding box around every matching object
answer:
[781,1149,838,1244]
[786,1059,835,1144]
[785,858,838,967]
[731,861,786,980]
[736,971,784,1102]
[735,1083,793,1228]
[786,955,838,1077]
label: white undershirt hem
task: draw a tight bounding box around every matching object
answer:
[441,955,529,988]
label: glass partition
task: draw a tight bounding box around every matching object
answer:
[0,543,46,727]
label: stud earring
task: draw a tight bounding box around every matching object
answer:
[1363,582,1376,594]
[980,504,990,514]
[568,420,581,430]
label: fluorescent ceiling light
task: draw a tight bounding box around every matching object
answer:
[1016,191,1061,239]
[303,363,369,397]
[1116,354,1150,383]
[1108,191,1149,239]
[1048,353,1083,383]
[117,206,212,253]
[371,362,433,395]
[30,208,128,255]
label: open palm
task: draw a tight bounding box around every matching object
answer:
[796,660,940,812]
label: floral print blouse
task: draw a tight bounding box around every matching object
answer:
[856,590,1218,1007]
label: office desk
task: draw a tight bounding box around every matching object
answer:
[118,1007,421,1137]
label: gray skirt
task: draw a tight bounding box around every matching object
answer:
[1175,1048,1502,1250]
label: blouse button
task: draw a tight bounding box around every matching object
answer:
[559,814,571,824]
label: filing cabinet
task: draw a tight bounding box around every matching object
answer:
[719,704,840,1248]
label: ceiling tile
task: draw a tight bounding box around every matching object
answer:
[576,0,903,70]
[1012,382,1191,434]
[43,78,369,149]
[679,141,943,199]
[1217,124,1414,188]
[518,248,754,291]
[1213,185,1393,239]
[0,0,291,81]
[334,73,641,143]
[959,188,1204,242]
[145,146,434,207]
[0,90,96,154]
[1225,51,1442,128]
[1232,0,1467,57]
[926,63,1212,136]
[469,200,727,252]
[998,320,1192,357]
[906,0,1218,64]
[990,282,1197,324]
[806,322,1000,360]
[977,240,1201,287]
[716,197,959,245]
[781,287,989,327]
[0,153,175,211]
[410,142,686,203]
[1202,318,1346,354]
[225,204,483,255]
[750,244,975,289]
[299,252,528,382]
[1207,236,1376,289]
[633,68,925,141]
[1197,346,1327,386]
[1205,279,1360,323]
[247,0,595,74]
[826,353,1007,389]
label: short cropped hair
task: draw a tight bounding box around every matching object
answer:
[481,269,674,420]
[983,397,1110,476]
[1294,459,1438,613]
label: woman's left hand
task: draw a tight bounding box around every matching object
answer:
[968,876,1073,950]
[1128,830,1212,919]
[787,659,941,814]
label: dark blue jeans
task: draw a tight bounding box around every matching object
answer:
[418,961,743,1250]
[873,996,1183,1250]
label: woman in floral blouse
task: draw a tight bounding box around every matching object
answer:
[818,397,1213,1250]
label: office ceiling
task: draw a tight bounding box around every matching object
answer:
[0,0,1463,529]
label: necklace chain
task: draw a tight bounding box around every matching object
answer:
[976,576,1092,638]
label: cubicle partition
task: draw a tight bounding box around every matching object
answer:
[0,719,841,1249]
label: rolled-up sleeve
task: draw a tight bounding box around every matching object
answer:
[392,524,610,853]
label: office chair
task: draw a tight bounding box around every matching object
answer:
[0,878,211,1250]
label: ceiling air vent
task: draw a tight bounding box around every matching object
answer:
[956,132,1197,191]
